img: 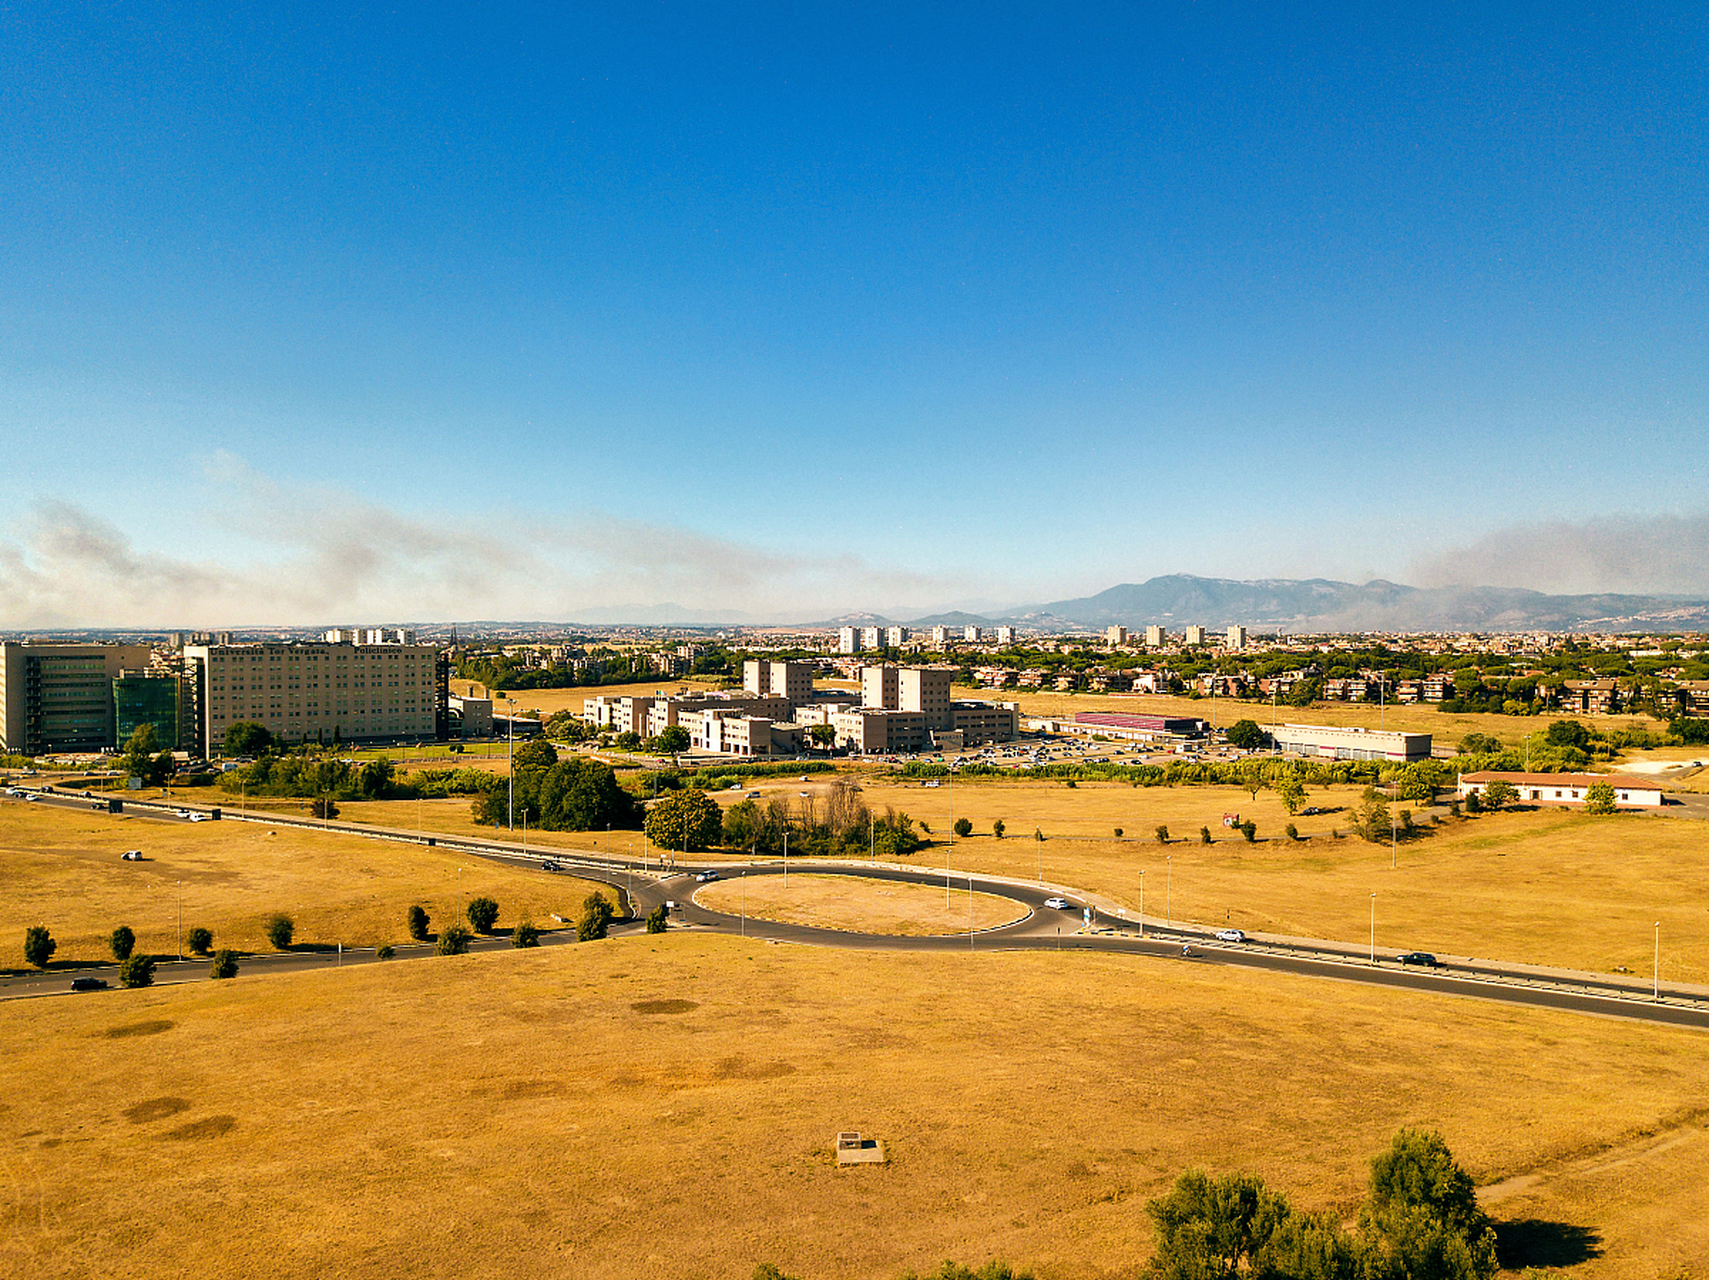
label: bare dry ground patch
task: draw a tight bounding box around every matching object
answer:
[848,776,1709,981]
[695,873,1026,935]
[0,804,613,967]
[3,933,1707,1279]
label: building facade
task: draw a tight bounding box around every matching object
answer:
[0,642,154,755]
[1457,771,1661,808]
[1267,723,1431,762]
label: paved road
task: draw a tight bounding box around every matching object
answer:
[6,789,1709,1031]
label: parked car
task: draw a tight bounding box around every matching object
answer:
[695,869,720,883]
[1398,951,1439,967]
[120,850,143,861]
[1043,897,1071,910]
[70,977,109,992]
[1215,928,1247,943]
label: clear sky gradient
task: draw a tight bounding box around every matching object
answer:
[2,3,1705,625]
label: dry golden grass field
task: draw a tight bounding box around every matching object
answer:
[971,685,1657,748]
[3,932,1707,1280]
[695,873,1025,935]
[841,775,1709,983]
[0,804,615,969]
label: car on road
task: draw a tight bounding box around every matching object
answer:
[71,977,109,991]
[25,793,38,801]
[1397,951,1439,967]
[188,813,209,822]
[175,808,192,818]
[695,869,720,882]
[1043,897,1071,910]
[121,850,143,861]
[747,790,762,798]
[540,860,560,872]
[1215,928,1247,943]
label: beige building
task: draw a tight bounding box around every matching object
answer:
[187,639,444,754]
[642,693,792,738]
[1104,625,1128,646]
[837,626,863,654]
[743,659,813,702]
[1268,722,1430,762]
[1144,625,1166,647]
[582,695,656,736]
[1183,625,1206,646]
[993,626,1015,645]
[930,625,950,645]
[885,626,910,647]
[1227,625,1248,650]
[1457,771,1662,809]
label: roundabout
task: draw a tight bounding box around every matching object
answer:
[692,871,1030,936]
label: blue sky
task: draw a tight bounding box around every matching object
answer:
[1,2,1705,625]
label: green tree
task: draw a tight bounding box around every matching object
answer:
[1145,1168,1292,1280]
[358,758,396,799]
[466,896,500,934]
[646,904,669,933]
[654,725,691,764]
[23,925,56,969]
[953,817,973,838]
[119,953,156,988]
[109,924,136,961]
[1239,765,1268,802]
[436,925,472,955]
[1200,826,1212,844]
[578,891,615,941]
[1583,781,1617,815]
[208,949,239,979]
[644,788,723,853]
[1226,719,1266,750]
[512,738,560,772]
[992,818,1005,839]
[376,943,395,959]
[1284,822,1299,841]
[1352,788,1391,842]
[185,926,213,956]
[122,724,174,786]
[265,913,294,950]
[1276,774,1307,815]
[223,721,273,757]
[1360,1129,1497,1280]
[1481,779,1518,811]
[1239,819,1256,843]
[310,797,339,819]
[808,724,837,753]
[898,1265,1035,1280]
[1456,732,1501,756]
[1546,719,1591,750]
[407,904,430,941]
[1155,824,1170,843]
[511,920,540,948]
[615,731,643,752]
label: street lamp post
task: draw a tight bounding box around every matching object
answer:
[176,880,183,960]
[1139,869,1145,939]
[506,695,516,830]
[1655,921,1662,1002]
[1370,892,1377,965]
[1166,855,1172,928]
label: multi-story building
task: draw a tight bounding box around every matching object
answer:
[963,625,982,642]
[992,626,1015,645]
[1227,625,1248,651]
[1558,679,1621,714]
[885,626,910,648]
[848,663,1015,750]
[1183,625,1207,646]
[862,664,900,711]
[930,625,951,646]
[837,626,862,654]
[642,693,792,738]
[0,642,153,755]
[743,659,814,702]
[112,670,184,750]
[186,638,447,754]
[1145,625,1166,647]
[1105,625,1129,646]
[860,626,884,651]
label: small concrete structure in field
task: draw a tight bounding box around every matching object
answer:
[836,1131,886,1165]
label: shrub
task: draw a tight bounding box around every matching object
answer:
[376,943,395,960]
[1114,827,1124,838]
[512,920,540,948]
[311,796,339,819]
[1464,789,1482,813]
[436,925,472,955]
[1239,820,1256,843]
[186,927,213,956]
[407,904,430,941]
[953,817,973,838]
[1064,779,1077,788]
[578,891,615,941]
[646,904,669,933]
[1482,779,1517,811]
[1584,781,1617,815]
[208,949,238,979]
[1399,809,1415,836]
[1284,822,1299,841]
[1154,824,1169,844]
[119,954,156,988]
[466,896,500,934]
[265,914,295,950]
[109,925,136,961]
[992,819,1005,839]
[1199,826,1211,844]
[23,925,56,969]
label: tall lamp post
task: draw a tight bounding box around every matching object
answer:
[1166,855,1173,928]
[506,695,516,830]
[1655,921,1662,1002]
[1139,869,1145,939]
[1369,892,1377,965]
[176,880,183,960]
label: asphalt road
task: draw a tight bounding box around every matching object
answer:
[6,788,1708,1032]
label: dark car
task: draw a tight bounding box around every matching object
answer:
[540,860,560,872]
[1397,951,1439,967]
[70,977,109,992]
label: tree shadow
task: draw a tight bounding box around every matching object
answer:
[1495,1219,1603,1269]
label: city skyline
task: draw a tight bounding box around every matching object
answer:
[2,4,1705,626]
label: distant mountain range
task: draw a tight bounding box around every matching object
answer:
[809,575,1709,634]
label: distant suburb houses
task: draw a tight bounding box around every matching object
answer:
[582,660,1020,758]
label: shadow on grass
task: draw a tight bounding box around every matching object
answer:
[1495,1219,1603,1269]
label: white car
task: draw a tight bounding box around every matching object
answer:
[1043,897,1071,911]
[188,813,209,822]
[121,850,143,861]
[695,869,720,883]
[1215,928,1247,943]
[175,809,192,819]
